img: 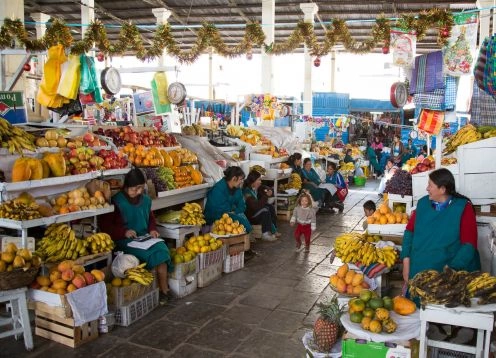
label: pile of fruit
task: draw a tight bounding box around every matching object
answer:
[339,162,355,172]
[64,147,128,174]
[0,242,41,272]
[384,170,412,196]
[441,157,457,166]
[49,186,109,214]
[211,213,246,236]
[443,124,483,155]
[120,145,166,167]
[94,126,178,148]
[329,264,370,295]
[226,125,267,146]
[255,146,289,158]
[32,260,105,294]
[182,123,206,136]
[334,232,398,267]
[278,173,302,191]
[35,130,106,149]
[366,202,409,226]
[142,167,175,192]
[347,290,416,334]
[124,263,154,286]
[179,202,206,226]
[156,210,181,224]
[0,118,36,154]
[172,233,224,262]
[249,165,266,176]
[409,157,436,175]
[170,148,198,164]
[35,224,114,262]
[410,266,496,306]
[173,165,203,188]
[11,153,65,182]
[0,198,42,220]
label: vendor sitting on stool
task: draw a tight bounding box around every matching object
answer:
[99,168,173,305]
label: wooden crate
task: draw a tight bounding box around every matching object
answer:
[34,309,98,348]
[277,209,292,221]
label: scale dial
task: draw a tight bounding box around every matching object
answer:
[390,82,408,108]
[167,82,187,104]
[101,67,122,95]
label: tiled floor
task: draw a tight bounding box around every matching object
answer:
[3,180,382,357]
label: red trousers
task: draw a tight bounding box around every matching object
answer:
[294,223,311,246]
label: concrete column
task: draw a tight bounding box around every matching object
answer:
[81,0,95,39]
[330,50,336,92]
[300,3,318,115]
[0,0,24,91]
[476,0,496,43]
[208,48,214,100]
[261,0,275,94]
[152,8,172,67]
[30,12,51,120]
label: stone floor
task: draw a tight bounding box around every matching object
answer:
[3,180,382,358]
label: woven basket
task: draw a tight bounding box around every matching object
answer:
[0,266,39,291]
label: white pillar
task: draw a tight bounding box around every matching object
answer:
[476,0,496,43]
[208,49,214,100]
[152,8,172,67]
[300,3,318,116]
[261,0,275,94]
[81,0,95,39]
[330,50,336,92]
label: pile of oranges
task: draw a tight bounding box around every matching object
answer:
[119,145,164,167]
[366,202,409,225]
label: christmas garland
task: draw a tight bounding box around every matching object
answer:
[0,8,453,62]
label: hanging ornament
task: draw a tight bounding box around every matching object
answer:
[440,27,450,38]
[23,63,31,72]
[314,57,321,67]
[246,51,253,60]
[382,46,390,55]
[96,52,105,62]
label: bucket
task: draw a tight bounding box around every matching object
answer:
[98,313,115,333]
[354,176,367,186]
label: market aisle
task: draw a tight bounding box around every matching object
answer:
[2,181,381,358]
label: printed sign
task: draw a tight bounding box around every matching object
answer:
[0,91,27,124]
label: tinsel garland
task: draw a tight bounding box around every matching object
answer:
[0,8,453,62]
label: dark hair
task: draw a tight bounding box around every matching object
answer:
[244,170,261,188]
[328,162,338,171]
[288,152,302,167]
[123,168,146,189]
[363,200,376,211]
[303,158,312,166]
[428,168,472,204]
[346,149,352,154]
[223,166,245,181]
[386,158,394,165]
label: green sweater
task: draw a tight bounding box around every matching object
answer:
[401,196,480,279]
[113,192,152,237]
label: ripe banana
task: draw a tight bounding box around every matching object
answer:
[85,232,114,254]
[35,223,87,262]
[179,202,206,226]
[125,264,154,286]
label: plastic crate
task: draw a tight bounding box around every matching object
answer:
[197,261,223,288]
[168,274,198,298]
[223,252,244,273]
[107,281,156,308]
[114,289,159,327]
[170,256,198,280]
[198,246,226,270]
[430,347,474,358]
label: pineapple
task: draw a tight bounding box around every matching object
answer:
[313,295,345,352]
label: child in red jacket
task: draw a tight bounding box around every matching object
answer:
[290,192,317,253]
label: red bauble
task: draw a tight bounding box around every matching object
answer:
[246,51,253,60]
[23,63,31,72]
[441,29,450,37]
[314,57,321,67]
[382,46,390,55]
[96,52,105,62]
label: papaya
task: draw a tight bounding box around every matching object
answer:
[27,158,44,180]
[392,296,416,315]
[11,158,32,182]
[169,150,181,167]
[191,169,203,185]
[41,159,51,178]
[43,152,66,177]
[160,150,173,168]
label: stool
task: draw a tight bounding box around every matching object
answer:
[419,305,494,358]
[251,225,262,240]
[0,287,33,351]
[156,224,201,248]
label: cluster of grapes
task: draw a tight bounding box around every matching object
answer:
[385,170,412,196]
[142,168,169,193]
[157,167,176,190]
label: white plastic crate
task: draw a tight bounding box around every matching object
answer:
[429,347,474,358]
[367,224,407,236]
[1,236,35,252]
[170,256,198,280]
[197,261,222,287]
[168,274,198,298]
[114,289,159,327]
[386,194,413,215]
[223,252,245,273]
[198,246,226,270]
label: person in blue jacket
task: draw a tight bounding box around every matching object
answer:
[204,166,252,233]
[401,168,480,305]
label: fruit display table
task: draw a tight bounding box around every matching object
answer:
[419,304,494,358]
[156,223,201,248]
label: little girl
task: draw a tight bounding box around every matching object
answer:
[290,192,317,252]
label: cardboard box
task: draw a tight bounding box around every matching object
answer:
[342,333,411,358]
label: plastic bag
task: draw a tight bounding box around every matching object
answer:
[111,251,139,278]
[37,44,68,107]
[57,54,81,99]
[79,55,103,103]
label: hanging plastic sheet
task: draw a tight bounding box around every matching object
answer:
[151,72,171,114]
[36,44,69,108]
[57,54,81,99]
[79,55,103,104]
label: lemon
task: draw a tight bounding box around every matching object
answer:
[122,278,132,287]
[111,277,122,287]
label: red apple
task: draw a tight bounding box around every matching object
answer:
[83,132,95,144]
[422,158,431,166]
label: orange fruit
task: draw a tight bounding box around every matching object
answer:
[379,215,388,225]
[366,216,375,224]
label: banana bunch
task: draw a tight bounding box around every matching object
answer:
[280,173,302,191]
[443,124,482,154]
[339,162,355,171]
[482,129,496,139]
[180,202,206,226]
[466,272,496,304]
[334,232,398,268]
[0,200,42,220]
[85,232,114,254]
[125,263,154,286]
[36,224,89,262]
[250,165,266,176]
[0,118,36,154]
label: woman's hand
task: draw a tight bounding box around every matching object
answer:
[150,230,159,238]
[402,257,410,282]
[125,229,137,239]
